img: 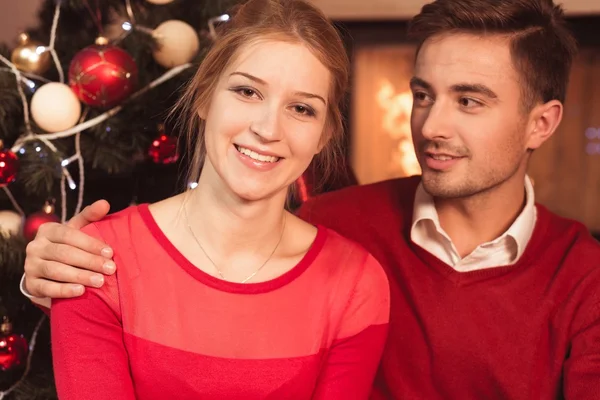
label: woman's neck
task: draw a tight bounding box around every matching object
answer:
[182,169,288,259]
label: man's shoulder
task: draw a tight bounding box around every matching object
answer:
[300,175,421,216]
[539,205,600,248]
[537,205,600,271]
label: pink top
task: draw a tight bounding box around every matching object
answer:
[51,204,390,399]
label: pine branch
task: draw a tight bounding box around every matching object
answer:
[0,45,26,144]
[16,142,64,198]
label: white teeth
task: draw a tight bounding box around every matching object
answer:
[236,146,279,163]
[431,155,453,161]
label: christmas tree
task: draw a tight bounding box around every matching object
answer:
[0,0,239,398]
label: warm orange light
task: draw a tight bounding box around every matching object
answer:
[376,80,421,177]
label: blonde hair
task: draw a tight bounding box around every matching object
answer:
[171,0,350,193]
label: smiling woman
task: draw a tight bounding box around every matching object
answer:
[44,0,390,399]
[198,39,333,200]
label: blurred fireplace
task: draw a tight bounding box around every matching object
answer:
[350,44,420,185]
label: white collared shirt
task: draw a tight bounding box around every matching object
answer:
[410,176,537,272]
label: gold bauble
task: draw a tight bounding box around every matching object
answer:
[11,33,52,75]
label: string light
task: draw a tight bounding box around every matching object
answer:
[208,14,230,39]
[0,2,227,393]
[0,0,226,224]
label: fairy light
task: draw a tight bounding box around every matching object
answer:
[48,3,64,83]
[0,0,222,226]
[208,14,230,39]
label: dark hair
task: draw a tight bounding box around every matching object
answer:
[172,0,349,189]
[408,0,578,109]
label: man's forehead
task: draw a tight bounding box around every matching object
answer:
[414,34,518,89]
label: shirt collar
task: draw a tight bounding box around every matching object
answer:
[411,176,537,260]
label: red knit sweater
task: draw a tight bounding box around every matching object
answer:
[51,204,390,399]
[298,176,600,400]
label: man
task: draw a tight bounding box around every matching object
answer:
[22,0,600,398]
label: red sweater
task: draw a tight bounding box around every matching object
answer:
[51,204,390,399]
[298,176,600,400]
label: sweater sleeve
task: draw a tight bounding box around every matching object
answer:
[563,300,600,399]
[312,253,390,399]
[50,223,136,400]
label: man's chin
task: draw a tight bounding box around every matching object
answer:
[421,174,471,199]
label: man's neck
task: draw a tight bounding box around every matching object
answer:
[434,174,528,257]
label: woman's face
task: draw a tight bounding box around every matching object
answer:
[200,39,331,202]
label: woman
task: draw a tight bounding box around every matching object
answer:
[41,0,390,398]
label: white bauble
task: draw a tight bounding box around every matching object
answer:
[31,82,81,133]
[0,210,23,237]
[152,20,199,68]
[146,0,175,4]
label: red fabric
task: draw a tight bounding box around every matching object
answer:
[51,204,390,399]
[298,176,600,400]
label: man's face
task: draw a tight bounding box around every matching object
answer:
[410,33,531,199]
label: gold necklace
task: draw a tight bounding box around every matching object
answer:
[183,202,286,284]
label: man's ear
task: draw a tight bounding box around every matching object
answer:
[526,100,563,150]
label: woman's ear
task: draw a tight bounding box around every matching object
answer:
[197,106,207,120]
[316,126,332,155]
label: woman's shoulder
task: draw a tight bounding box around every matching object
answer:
[316,225,389,289]
[81,204,146,241]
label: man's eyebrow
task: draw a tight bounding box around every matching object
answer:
[410,77,498,100]
[450,83,498,99]
[409,77,432,91]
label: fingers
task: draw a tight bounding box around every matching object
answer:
[25,276,86,299]
[28,258,105,287]
[35,222,113,259]
[66,200,110,230]
[22,200,115,301]
[26,239,114,275]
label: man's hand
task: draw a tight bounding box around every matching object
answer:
[23,200,114,298]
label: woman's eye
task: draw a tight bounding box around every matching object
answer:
[239,88,256,98]
[293,105,315,117]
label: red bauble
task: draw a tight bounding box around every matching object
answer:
[149,133,179,164]
[294,160,358,204]
[0,317,28,372]
[0,148,18,187]
[23,203,60,242]
[68,38,138,108]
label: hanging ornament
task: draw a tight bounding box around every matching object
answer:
[146,0,175,3]
[0,210,23,238]
[0,141,19,187]
[31,82,82,133]
[148,125,179,164]
[68,37,138,109]
[152,20,199,68]
[295,172,313,204]
[23,201,60,242]
[10,33,52,75]
[0,316,29,372]
[294,160,359,205]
